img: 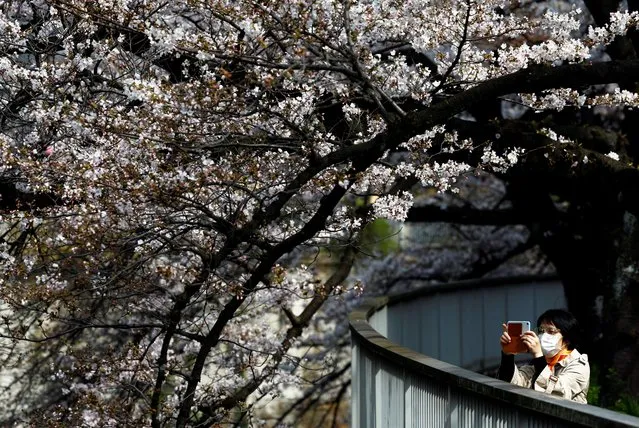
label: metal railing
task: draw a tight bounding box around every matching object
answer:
[350,276,639,427]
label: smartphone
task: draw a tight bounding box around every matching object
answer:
[504,321,531,354]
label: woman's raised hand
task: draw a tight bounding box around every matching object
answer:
[500,323,513,354]
[521,331,543,358]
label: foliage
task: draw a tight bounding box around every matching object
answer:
[359,218,401,256]
[586,364,639,417]
[613,394,639,417]
[587,363,601,405]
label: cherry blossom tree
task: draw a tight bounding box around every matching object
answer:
[1,0,639,425]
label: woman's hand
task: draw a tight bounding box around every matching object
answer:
[521,331,543,358]
[500,323,513,354]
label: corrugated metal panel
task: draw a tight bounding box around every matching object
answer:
[370,305,388,336]
[368,350,380,428]
[351,343,360,427]
[377,360,404,427]
[505,283,536,322]
[439,292,462,367]
[419,295,440,359]
[455,390,517,427]
[353,345,378,428]
[387,302,405,346]
[401,304,422,352]
[535,282,568,312]
[404,372,448,427]
[460,290,484,368]
[482,286,510,364]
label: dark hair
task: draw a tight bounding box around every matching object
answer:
[537,309,580,350]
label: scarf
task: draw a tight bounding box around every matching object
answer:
[546,348,571,372]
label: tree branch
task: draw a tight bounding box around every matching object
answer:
[174,182,351,426]
[214,246,356,413]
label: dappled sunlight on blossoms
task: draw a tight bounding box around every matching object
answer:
[373,192,414,222]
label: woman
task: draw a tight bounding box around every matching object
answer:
[498,309,590,403]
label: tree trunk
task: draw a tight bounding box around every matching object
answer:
[600,211,639,406]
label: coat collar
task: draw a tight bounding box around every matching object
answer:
[557,348,584,367]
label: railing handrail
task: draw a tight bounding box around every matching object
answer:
[349,276,639,428]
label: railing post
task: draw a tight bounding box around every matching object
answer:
[351,341,360,428]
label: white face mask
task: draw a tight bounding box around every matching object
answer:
[540,333,563,357]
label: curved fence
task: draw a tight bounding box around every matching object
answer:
[349,276,639,427]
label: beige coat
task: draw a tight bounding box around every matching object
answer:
[509,349,590,403]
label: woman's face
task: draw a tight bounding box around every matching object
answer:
[538,321,566,350]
